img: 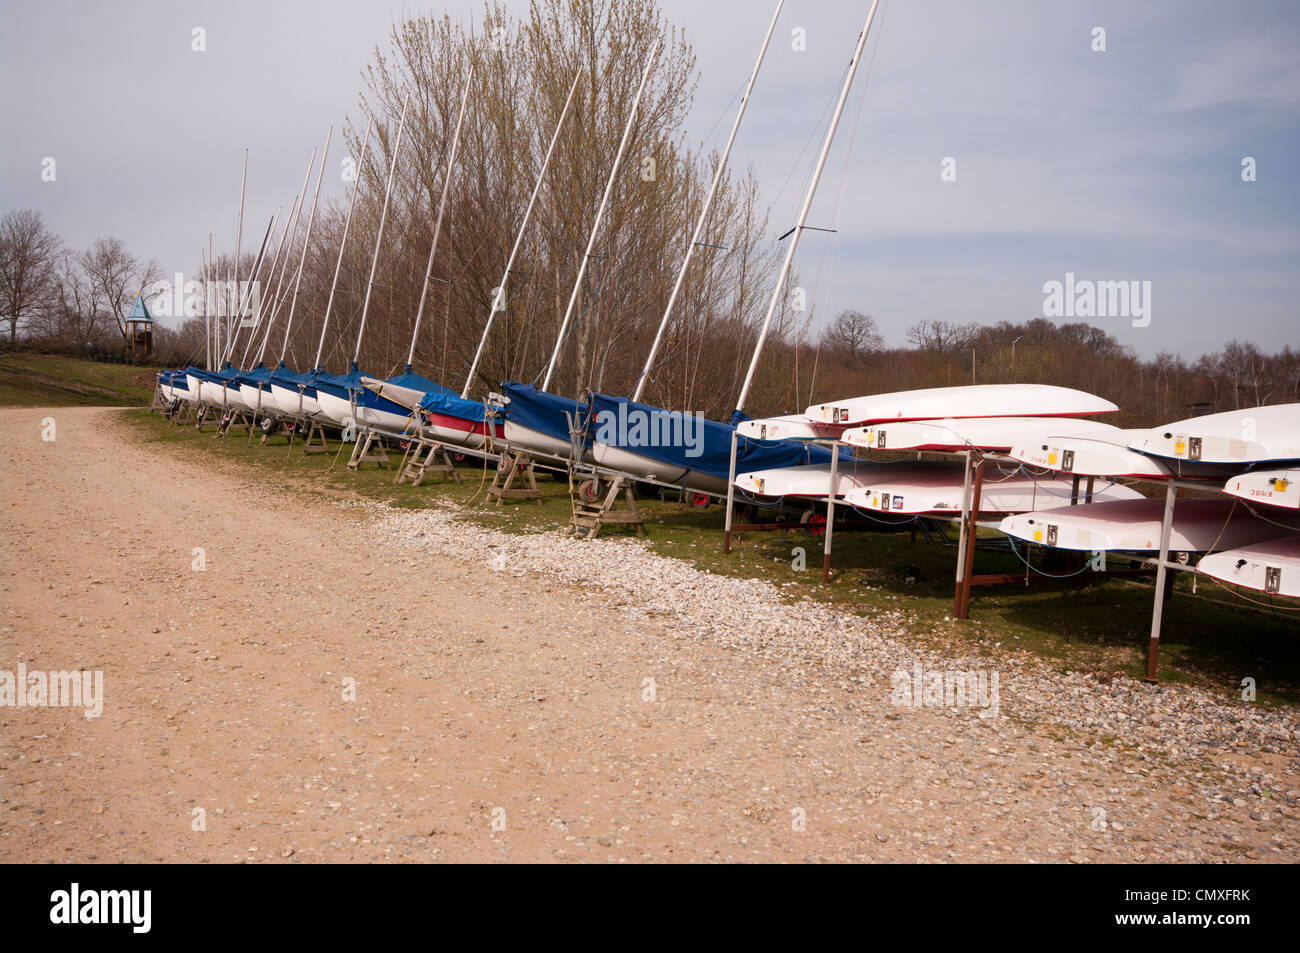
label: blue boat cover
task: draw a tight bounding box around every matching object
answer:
[588,392,832,481]
[312,362,369,400]
[231,363,273,388]
[418,389,493,424]
[501,382,588,443]
[159,369,190,390]
[269,363,320,396]
[387,367,458,398]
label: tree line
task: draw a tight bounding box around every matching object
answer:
[808,312,1300,428]
[0,208,162,360]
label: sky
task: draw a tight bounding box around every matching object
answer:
[2,0,1297,360]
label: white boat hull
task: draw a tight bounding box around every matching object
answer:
[1198,536,1300,597]
[1222,469,1299,510]
[1009,429,1173,477]
[843,416,1119,453]
[845,472,1142,515]
[315,390,414,433]
[735,414,847,441]
[239,383,274,416]
[734,460,958,498]
[807,384,1119,427]
[503,419,578,461]
[1130,402,1300,464]
[590,442,727,494]
[198,380,230,407]
[999,499,1300,552]
[269,383,320,419]
[315,390,355,428]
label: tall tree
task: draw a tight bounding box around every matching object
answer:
[80,236,159,345]
[0,209,62,346]
[821,309,882,360]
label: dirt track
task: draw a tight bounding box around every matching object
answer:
[0,407,1295,862]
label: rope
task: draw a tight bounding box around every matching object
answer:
[1005,536,1093,578]
[1200,572,1300,612]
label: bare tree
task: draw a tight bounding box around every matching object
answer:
[0,209,63,346]
[41,253,106,353]
[906,319,978,354]
[821,309,882,360]
[79,236,159,346]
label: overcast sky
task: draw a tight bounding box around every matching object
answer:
[2,0,1297,360]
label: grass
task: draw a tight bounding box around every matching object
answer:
[124,407,1300,706]
[0,353,158,407]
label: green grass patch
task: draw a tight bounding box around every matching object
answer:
[0,353,158,406]
[123,408,1300,706]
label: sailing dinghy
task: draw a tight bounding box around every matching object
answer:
[843,469,1143,515]
[842,416,1120,453]
[1129,403,1300,464]
[807,384,1119,428]
[1197,535,1300,597]
[1223,469,1299,509]
[999,498,1300,553]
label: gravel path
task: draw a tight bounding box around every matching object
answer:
[1,407,1295,862]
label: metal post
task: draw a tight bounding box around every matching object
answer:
[1146,479,1178,682]
[955,459,986,619]
[954,450,974,592]
[723,427,739,554]
[822,441,839,584]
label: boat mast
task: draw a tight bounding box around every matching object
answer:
[461,70,581,399]
[240,198,296,366]
[541,42,660,391]
[632,0,783,403]
[233,196,294,370]
[228,149,247,364]
[406,67,473,370]
[250,189,304,366]
[733,0,882,416]
[313,121,372,370]
[201,245,211,370]
[351,92,411,366]
[220,214,276,366]
[255,146,319,365]
[277,126,333,365]
[207,233,214,369]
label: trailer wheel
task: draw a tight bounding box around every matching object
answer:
[688,492,710,508]
[800,509,826,536]
[579,479,601,503]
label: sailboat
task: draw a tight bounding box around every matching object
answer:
[269,123,373,421]
[585,0,885,496]
[346,70,492,438]
[361,70,584,452]
[492,44,662,467]
[313,93,413,428]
